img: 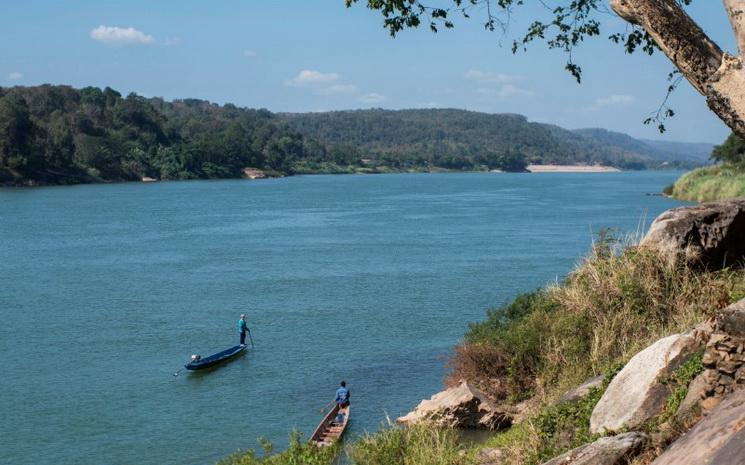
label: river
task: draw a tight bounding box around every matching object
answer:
[0,172,688,465]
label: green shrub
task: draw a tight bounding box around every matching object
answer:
[670,164,745,202]
[657,350,705,426]
[450,237,742,404]
[217,431,339,465]
[348,424,471,465]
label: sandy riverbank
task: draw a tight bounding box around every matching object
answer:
[527,164,621,173]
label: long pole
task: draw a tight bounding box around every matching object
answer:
[246,326,254,348]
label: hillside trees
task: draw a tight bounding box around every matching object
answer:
[0,85,315,184]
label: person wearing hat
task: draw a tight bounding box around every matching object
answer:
[238,314,249,346]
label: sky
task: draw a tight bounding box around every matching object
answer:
[0,0,737,143]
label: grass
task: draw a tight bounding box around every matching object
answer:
[216,431,340,465]
[348,424,472,465]
[473,366,621,465]
[669,164,745,202]
[450,235,740,405]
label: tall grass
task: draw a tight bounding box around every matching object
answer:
[216,432,339,465]
[670,165,745,202]
[451,236,744,404]
[348,424,471,465]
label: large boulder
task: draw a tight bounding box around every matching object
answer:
[590,330,708,434]
[651,388,745,465]
[541,432,647,465]
[641,198,745,269]
[396,381,512,430]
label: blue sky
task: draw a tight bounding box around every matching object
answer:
[0,1,736,143]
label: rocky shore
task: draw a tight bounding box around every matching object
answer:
[398,197,745,465]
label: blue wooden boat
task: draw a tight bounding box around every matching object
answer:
[184,345,246,371]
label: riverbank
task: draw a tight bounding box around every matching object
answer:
[0,164,631,188]
[221,198,745,465]
[527,164,621,173]
[667,164,745,202]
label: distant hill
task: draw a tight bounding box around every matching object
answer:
[0,86,714,187]
[282,109,711,170]
[574,128,714,165]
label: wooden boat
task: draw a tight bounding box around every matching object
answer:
[184,345,246,371]
[310,404,350,447]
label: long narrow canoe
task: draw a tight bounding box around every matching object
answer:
[184,345,246,371]
[310,404,350,447]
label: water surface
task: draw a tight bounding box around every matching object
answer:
[0,172,687,465]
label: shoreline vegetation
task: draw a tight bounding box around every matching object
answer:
[0,85,707,188]
[218,229,745,465]
[667,133,745,202]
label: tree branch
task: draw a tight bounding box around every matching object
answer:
[610,0,722,95]
[610,0,745,139]
[724,0,745,58]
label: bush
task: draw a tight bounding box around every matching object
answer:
[669,164,745,202]
[217,431,339,465]
[450,236,742,403]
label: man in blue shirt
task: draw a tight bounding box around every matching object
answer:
[335,380,350,407]
[238,314,249,346]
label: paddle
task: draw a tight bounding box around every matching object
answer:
[319,400,335,414]
[246,326,255,348]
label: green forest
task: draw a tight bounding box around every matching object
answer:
[280,109,710,171]
[0,85,709,186]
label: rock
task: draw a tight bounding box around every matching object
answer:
[396,381,512,430]
[590,331,704,434]
[651,388,745,465]
[641,198,745,269]
[541,432,646,465]
[675,373,708,419]
[701,396,722,410]
[242,167,267,179]
[713,298,745,335]
[557,375,605,404]
[475,447,506,465]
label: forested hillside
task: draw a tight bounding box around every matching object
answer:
[0,84,354,185]
[574,128,713,165]
[281,109,709,171]
[0,86,711,186]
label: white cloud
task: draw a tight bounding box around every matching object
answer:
[285,70,341,87]
[90,25,155,45]
[8,71,23,81]
[464,69,518,84]
[317,84,358,95]
[496,84,534,98]
[584,94,637,111]
[594,94,636,107]
[358,92,387,104]
[243,49,257,57]
[476,84,534,99]
[467,69,532,99]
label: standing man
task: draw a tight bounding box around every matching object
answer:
[335,380,350,408]
[238,314,249,346]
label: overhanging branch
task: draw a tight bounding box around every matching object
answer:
[724,0,745,58]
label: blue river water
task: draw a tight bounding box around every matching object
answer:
[0,172,688,465]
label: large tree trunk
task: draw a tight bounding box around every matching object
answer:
[611,0,745,139]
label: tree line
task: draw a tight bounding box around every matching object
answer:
[1,85,698,186]
[0,85,365,185]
